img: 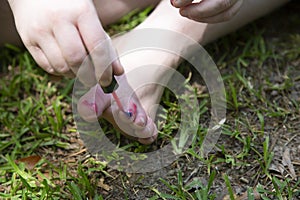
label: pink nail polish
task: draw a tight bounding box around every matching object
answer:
[126,103,137,118]
[82,100,99,115]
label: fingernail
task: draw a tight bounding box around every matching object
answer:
[47,67,55,74]
[175,0,182,5]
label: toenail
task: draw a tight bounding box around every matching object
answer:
[82,100,98,115]
[139,117,146,127]
[125,111,133,118]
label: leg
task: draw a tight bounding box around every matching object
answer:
[1,0,161,144]
[94,0,161,26]
[78,0,289,144]
[137,0,290,45]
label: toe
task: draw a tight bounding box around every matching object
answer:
[131,114,147,130]
[117,101,137,122]
[118,110,134,123]
[134,117,157,139]
[77,84,109,122]
[138,131,158,145]
[77,98,98,122]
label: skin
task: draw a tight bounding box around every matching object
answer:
[3,0,290,144]
[7,0,124,87]
[171,0,244,23]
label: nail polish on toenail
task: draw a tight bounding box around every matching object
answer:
[82,100,98,115]
[125,111,133,118]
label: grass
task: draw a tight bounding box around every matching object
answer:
[1,2,300,200]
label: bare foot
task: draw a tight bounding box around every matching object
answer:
[77,31,180,145]
[77,77,159,145]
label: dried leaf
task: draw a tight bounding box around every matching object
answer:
[269,163,285,174]
[97,178,111,191]
[282,148,296,179]
[237,188,261,200]
[16,155,41,170]
[223,194,238,200]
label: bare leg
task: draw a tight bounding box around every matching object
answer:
[94,0,161,26]
[2,0,289,144]
[1,0,162,144]
[137,0,290,45]
[78,0,290,144]
[111,0,290,112]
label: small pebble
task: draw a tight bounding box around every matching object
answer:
[239,177,249,184]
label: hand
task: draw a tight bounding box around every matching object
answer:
[171,0,243,23]
[8,0,124,86]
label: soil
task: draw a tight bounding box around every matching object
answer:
[35,1,299,199]
[94,1,300,199]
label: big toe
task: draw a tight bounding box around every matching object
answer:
[77,84,109,122]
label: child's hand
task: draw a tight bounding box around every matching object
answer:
[171,0,243,23]
[8,0,123,86]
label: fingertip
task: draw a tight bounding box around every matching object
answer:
[172,0,193,8]
[170,0,176,7]
[45,66,55,74]
[112,58,124,76]
[56,64,70,74]
[179,8,189,17]
[99,68,113,87]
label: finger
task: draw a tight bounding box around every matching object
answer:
[171,0,193,8]
[37,34,69,74]
[187,0,243,23]
[77,11,113,87]
[112,57,124,76]
[63,70,76,78]
[53,20,97,86]
[27,45,57,75]
[76,55,98,87]
[180,0,239,20]
[53,21,87,75]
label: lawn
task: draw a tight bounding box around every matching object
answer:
[1,1,300,199]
